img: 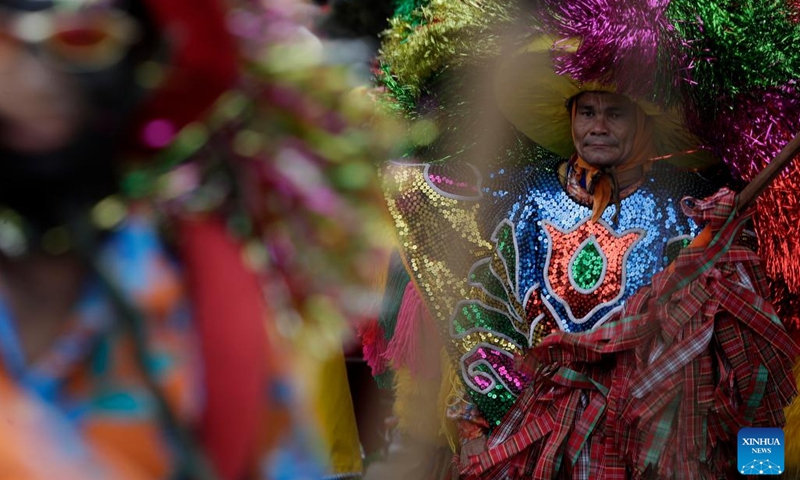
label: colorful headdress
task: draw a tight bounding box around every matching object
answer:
[378,0,516,112]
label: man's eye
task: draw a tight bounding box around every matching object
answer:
[581,111,593,117]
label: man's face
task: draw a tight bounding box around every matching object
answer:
[0,5,148,172]
[571,92,637,168]
[0,37,81,154]
[0,3,152,223]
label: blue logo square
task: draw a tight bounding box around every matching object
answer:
[738,427,784,475]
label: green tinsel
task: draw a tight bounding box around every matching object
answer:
[393,0,431,23]
[377,0,555,168]
[668,0,800,112]
[377,63,418,114]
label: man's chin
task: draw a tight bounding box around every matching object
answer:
[581,156,626,168]
[577,146,629,168]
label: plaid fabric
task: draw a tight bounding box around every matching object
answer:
[461,189,799,479]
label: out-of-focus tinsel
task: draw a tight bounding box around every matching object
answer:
[393,0,432,22]
[536,0,685,108]
[789,0,800,21]
[358,319,389,377]
[377,0,538,169]
[124,0,403,344]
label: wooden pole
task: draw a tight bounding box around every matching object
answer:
[737,131,800,211]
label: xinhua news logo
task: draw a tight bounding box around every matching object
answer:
[738,427,784,475]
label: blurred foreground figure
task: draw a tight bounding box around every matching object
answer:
[364,0,800,478]
[0,0,397,479]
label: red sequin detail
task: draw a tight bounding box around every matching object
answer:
[543,220,642,320]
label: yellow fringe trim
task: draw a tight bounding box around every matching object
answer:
[438,347,461,453]
[394,368,442,441]
[393,349,461,450]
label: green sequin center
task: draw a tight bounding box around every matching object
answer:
[571,241,605,291]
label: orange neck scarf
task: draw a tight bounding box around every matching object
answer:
[570,101,657,223]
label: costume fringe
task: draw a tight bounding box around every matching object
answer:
[377,252,411,342]
[358,320,389,377]
[395,368,443,441]
[438,347,461,454]
[784,360,800,474]
[385,282,438,378]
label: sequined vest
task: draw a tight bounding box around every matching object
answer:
[383,155,716,428]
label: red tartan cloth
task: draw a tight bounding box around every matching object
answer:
[461,189,799,479]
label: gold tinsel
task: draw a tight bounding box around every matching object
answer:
[379,0,515,100]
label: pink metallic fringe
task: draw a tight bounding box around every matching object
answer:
[384,282,440,379]
[537,0,686,107]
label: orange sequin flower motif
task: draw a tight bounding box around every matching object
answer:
[543,219,644,322]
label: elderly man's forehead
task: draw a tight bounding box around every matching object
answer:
[573,91,635,110]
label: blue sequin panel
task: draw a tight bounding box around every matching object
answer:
[482,158,710,334]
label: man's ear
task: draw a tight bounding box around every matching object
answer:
[565,96,575,112]
[565,93,583,113]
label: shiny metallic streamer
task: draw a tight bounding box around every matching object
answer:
[688,86,800,325]
[376,63,418,114]
[668,0,800,327]
[537,0,685,107]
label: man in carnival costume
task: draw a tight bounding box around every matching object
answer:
[367,0,800,478]
[0,0,395,478]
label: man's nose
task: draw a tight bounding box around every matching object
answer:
[589,116,609,135]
